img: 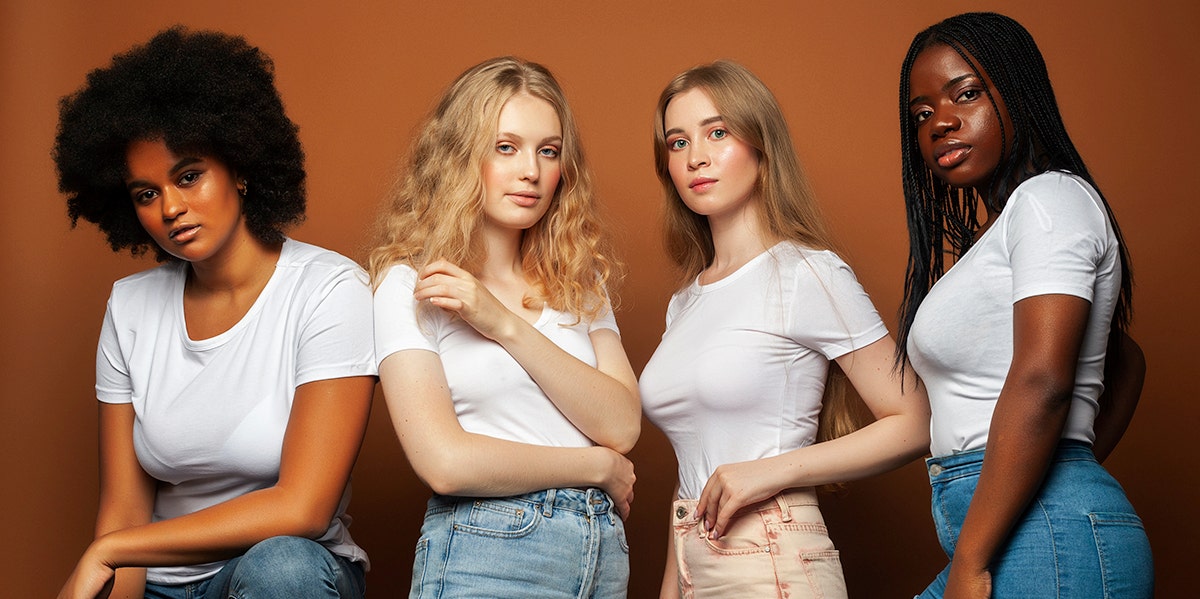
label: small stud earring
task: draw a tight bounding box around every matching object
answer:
[238,180,248,197]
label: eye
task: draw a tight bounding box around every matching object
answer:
[912,108,933,124]
[711,128,728,140]
[131,189,157,206]
[496,143,516,154]
[178,171,202,186]
[956,88,982,102]
[538,146,560,158]
[668,138,688,151]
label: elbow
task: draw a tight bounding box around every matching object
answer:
[409,445,475,496]
[601,414,641,455]
[283,503,339,540]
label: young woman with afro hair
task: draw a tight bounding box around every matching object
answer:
[54,27,375,599]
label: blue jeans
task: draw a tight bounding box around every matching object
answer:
[917,441,1153,598]
[410,488,630,598]
[144,536,366,599]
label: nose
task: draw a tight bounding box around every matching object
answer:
[687,143,709,170]
[930,108,961,140]
[160,187,188,220]
[521,152,540,182]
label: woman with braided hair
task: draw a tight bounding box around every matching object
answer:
[898,12,1152,598]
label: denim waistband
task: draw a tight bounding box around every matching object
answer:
[432,487,613,519]
[671,488,818,526]
[924,439,1096,483]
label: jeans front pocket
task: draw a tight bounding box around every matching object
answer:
[1089,512,1154,599]
[454,498,540,539]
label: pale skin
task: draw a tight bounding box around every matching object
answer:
[657,91,931,597]
[59,141,374,599]
[378,93,640,518]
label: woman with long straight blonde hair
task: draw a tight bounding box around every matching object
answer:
[369,57,639,597]
[638,61,930,598]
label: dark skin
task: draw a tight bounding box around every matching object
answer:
[909,44,1145,599]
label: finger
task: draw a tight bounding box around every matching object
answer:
[712,496,742,540]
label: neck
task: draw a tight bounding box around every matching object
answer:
[705,200,771,279]
[477,222,526,284]
[188,235,282,294]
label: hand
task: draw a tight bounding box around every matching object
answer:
[58,546,116,599]
[695,459,782,540]
[944,560,992,599]
[595,447,635,520]
[413,260,514,340]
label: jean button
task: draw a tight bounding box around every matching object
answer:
[676,506,688,519]
[929,464,944,476]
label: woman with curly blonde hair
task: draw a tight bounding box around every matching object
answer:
[370,56,639,597]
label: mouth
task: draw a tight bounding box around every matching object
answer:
[934,142,971,168]
[689,177,717,190]
[507,191,541,208]
[168,224,200,242]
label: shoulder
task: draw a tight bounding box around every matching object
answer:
[275,239,371,291]
[1007,171,1105,216]
[772,242,857,285]
[109,261,184,304]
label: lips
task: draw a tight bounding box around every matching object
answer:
[934,142,971,168]
[507,191,540,208]
[168,224,200,243]
[689,177,716,191]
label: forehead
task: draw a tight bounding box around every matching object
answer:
[496,92,561,136]
[664,88,719,128]
[909,44,983,92]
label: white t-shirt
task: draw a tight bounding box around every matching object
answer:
[373,264,618,447]
[639,242,888,500]
[908,172,1121,457]
[95,239,376,584]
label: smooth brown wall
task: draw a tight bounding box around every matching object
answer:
[4,1,1196,596]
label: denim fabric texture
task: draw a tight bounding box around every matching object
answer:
[671,488,847,599]
[143,536,365,599]
[917,441,1153,598]
[410,488,629,598]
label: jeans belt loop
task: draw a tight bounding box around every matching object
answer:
[775,492,794,523]
[542,488,556,518]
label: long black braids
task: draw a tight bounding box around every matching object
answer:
[895,12,1134,368]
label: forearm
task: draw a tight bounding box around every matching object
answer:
[407,428,620,497]
[1092,332,1145,462]
[762,411,930,490]
[951,387,1071,572]
[661,520,681,599]
[493,322,640,452]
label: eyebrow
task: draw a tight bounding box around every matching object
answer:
[497,132,563,146]
[664,115,724,137]
[126,156,205,190]
[908,74,977,108]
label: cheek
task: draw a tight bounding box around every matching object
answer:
[667,155,689,190]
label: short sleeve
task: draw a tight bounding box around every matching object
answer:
[95,296,132,404]
[295,267,378,387]
[787,253,888,360]
[1005,174,1111,303]
[588,293,620,335]
[373,265,438,364]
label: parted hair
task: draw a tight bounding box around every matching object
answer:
[367,57,618,320]
[652,61,860,444]
[896,12,1133,363]
[53,26,305,261]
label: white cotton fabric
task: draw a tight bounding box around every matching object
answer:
[95,239,376,584]
[908,172,1122,457]
[639,242,888,500]
[373,264,618,448]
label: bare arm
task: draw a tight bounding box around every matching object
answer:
[59,376,374,599]
[379,350,635,517]
[660,516,681,599]
[1091,331,1145,462]
[695,335,931,538]
[415,260,641,452]
[943,294,1090,599]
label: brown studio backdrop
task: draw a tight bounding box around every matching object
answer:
[3,1,1197,596]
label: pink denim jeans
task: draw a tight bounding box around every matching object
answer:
[671,488,847,598]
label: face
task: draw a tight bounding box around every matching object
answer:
[663,88,760,222]
[908,44,1014,192]
[480,92,563,234]
[125,139,248,263]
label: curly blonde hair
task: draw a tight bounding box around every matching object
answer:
[368,57,618,319]
[653,61,860,446]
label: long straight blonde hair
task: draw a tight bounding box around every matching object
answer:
[653,61,859,443]
[369,57,617,319]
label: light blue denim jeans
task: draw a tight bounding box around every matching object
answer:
[917,441,1153,598]
[410,488,630,598]
[144,536,366,599]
